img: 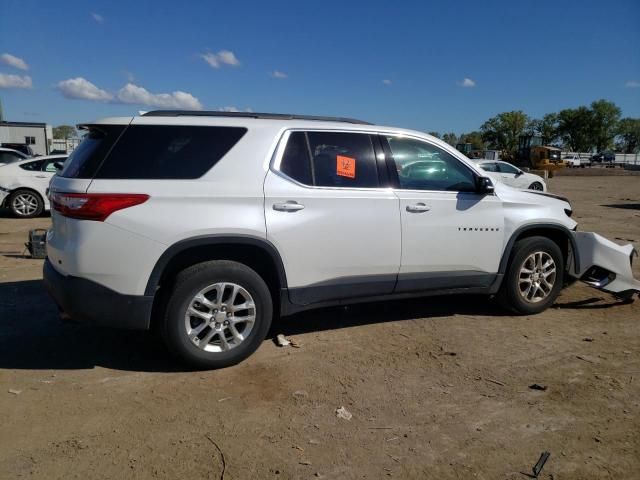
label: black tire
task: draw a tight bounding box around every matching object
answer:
[8,189,44,218]
[161,260,273,369]
[498,236,564,315]
[528,182,544,191]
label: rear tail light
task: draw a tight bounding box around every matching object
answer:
[49,192,149,221]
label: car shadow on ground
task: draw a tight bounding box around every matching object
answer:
[601,203,640,210]
[0,279,629,372]
[0,279,508,372]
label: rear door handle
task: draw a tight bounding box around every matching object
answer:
[273,201,305,212]
[406,203,431,213]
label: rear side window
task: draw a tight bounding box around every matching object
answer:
[95,125,247,179]
[308,132,379,188]
[60,125,125,178]
[479,162,499,172]
[19,160,45,171]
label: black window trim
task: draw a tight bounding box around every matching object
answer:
[270,128,391,191]
[379,133,484,195]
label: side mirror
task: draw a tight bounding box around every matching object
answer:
[515,170,523,177]
[476,176,495,195]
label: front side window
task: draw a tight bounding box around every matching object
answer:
[43,158,66,172]
[386,136,477,192]
[497,162,519,174]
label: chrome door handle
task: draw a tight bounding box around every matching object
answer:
[406,203,431,213]
[273,201,305,212]
[35,175,47,178]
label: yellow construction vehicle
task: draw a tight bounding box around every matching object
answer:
[517,135,566,173]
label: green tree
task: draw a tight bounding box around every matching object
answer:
[556,106,594,152]
[52,125,77,139]
[458,131,485,150]
[616,118,640,153]
[442,132,457,146]
[428,131,441,139]
[529,113,559,145]
[589,99,621,151]
[480,111,530,158]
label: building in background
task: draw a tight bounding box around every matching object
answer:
[0,121,52,156]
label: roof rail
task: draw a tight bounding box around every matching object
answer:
[141,110,372,125]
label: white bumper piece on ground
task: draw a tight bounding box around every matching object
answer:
[571,231,640,297]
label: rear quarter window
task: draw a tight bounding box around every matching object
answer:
[94,125,247,179]
[59,125,126,179]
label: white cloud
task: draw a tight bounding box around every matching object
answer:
[56,77,203,110]
[1,53,29,70]
[91,12,104,23]
[116,83,203,109]
[0,73,32,89]
[457,77,476,88]
[57,77,113,101]
[382,79,392,85]
[270,70,287,79]
[625,80,640,88]
[200,50,241,69]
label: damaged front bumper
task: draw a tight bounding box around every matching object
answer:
[570,231,640,298]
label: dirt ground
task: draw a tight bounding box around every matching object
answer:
[1,176,639,479]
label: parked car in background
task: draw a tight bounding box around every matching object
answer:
[0,154,67,217]
[1,143,34,157]
[473,159,547,191]
[0,147,28,166]
[591,151,615,164]
[563,154,584,168]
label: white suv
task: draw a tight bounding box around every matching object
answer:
[44,111,640,368]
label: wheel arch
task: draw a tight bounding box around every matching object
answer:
[145,235,288,301]
[498,224,579,277]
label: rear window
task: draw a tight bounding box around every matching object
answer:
[95,125,247,179]
[59,125,126,178]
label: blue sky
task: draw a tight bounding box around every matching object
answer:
[1,0,638,133]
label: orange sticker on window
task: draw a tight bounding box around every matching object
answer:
[336,155,356,178]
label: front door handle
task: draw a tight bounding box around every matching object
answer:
[35,175,47,178]
[406,203,431,213]
[273,201,305,212]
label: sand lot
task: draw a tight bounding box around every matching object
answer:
[1,175,639,479]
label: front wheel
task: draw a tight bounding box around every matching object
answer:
[498,236,564,315]
[161,260,273,369]
[528,182,544,191]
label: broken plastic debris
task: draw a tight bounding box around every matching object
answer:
[8,389,22,395]
[335,406,352,420]
[276,334,291,347]
[529,383,548,391]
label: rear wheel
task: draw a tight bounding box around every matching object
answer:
[528,182,544,191]
[498,236,563,315]
[9,189,43,218]
[161,260,273,369]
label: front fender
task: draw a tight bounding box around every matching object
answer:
[570,232,640,296]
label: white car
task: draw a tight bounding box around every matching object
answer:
[563,154,584,168]
[0,155,67,217]
[43,111,640,369]
[474,159,546,191]
[0,147,28,166]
